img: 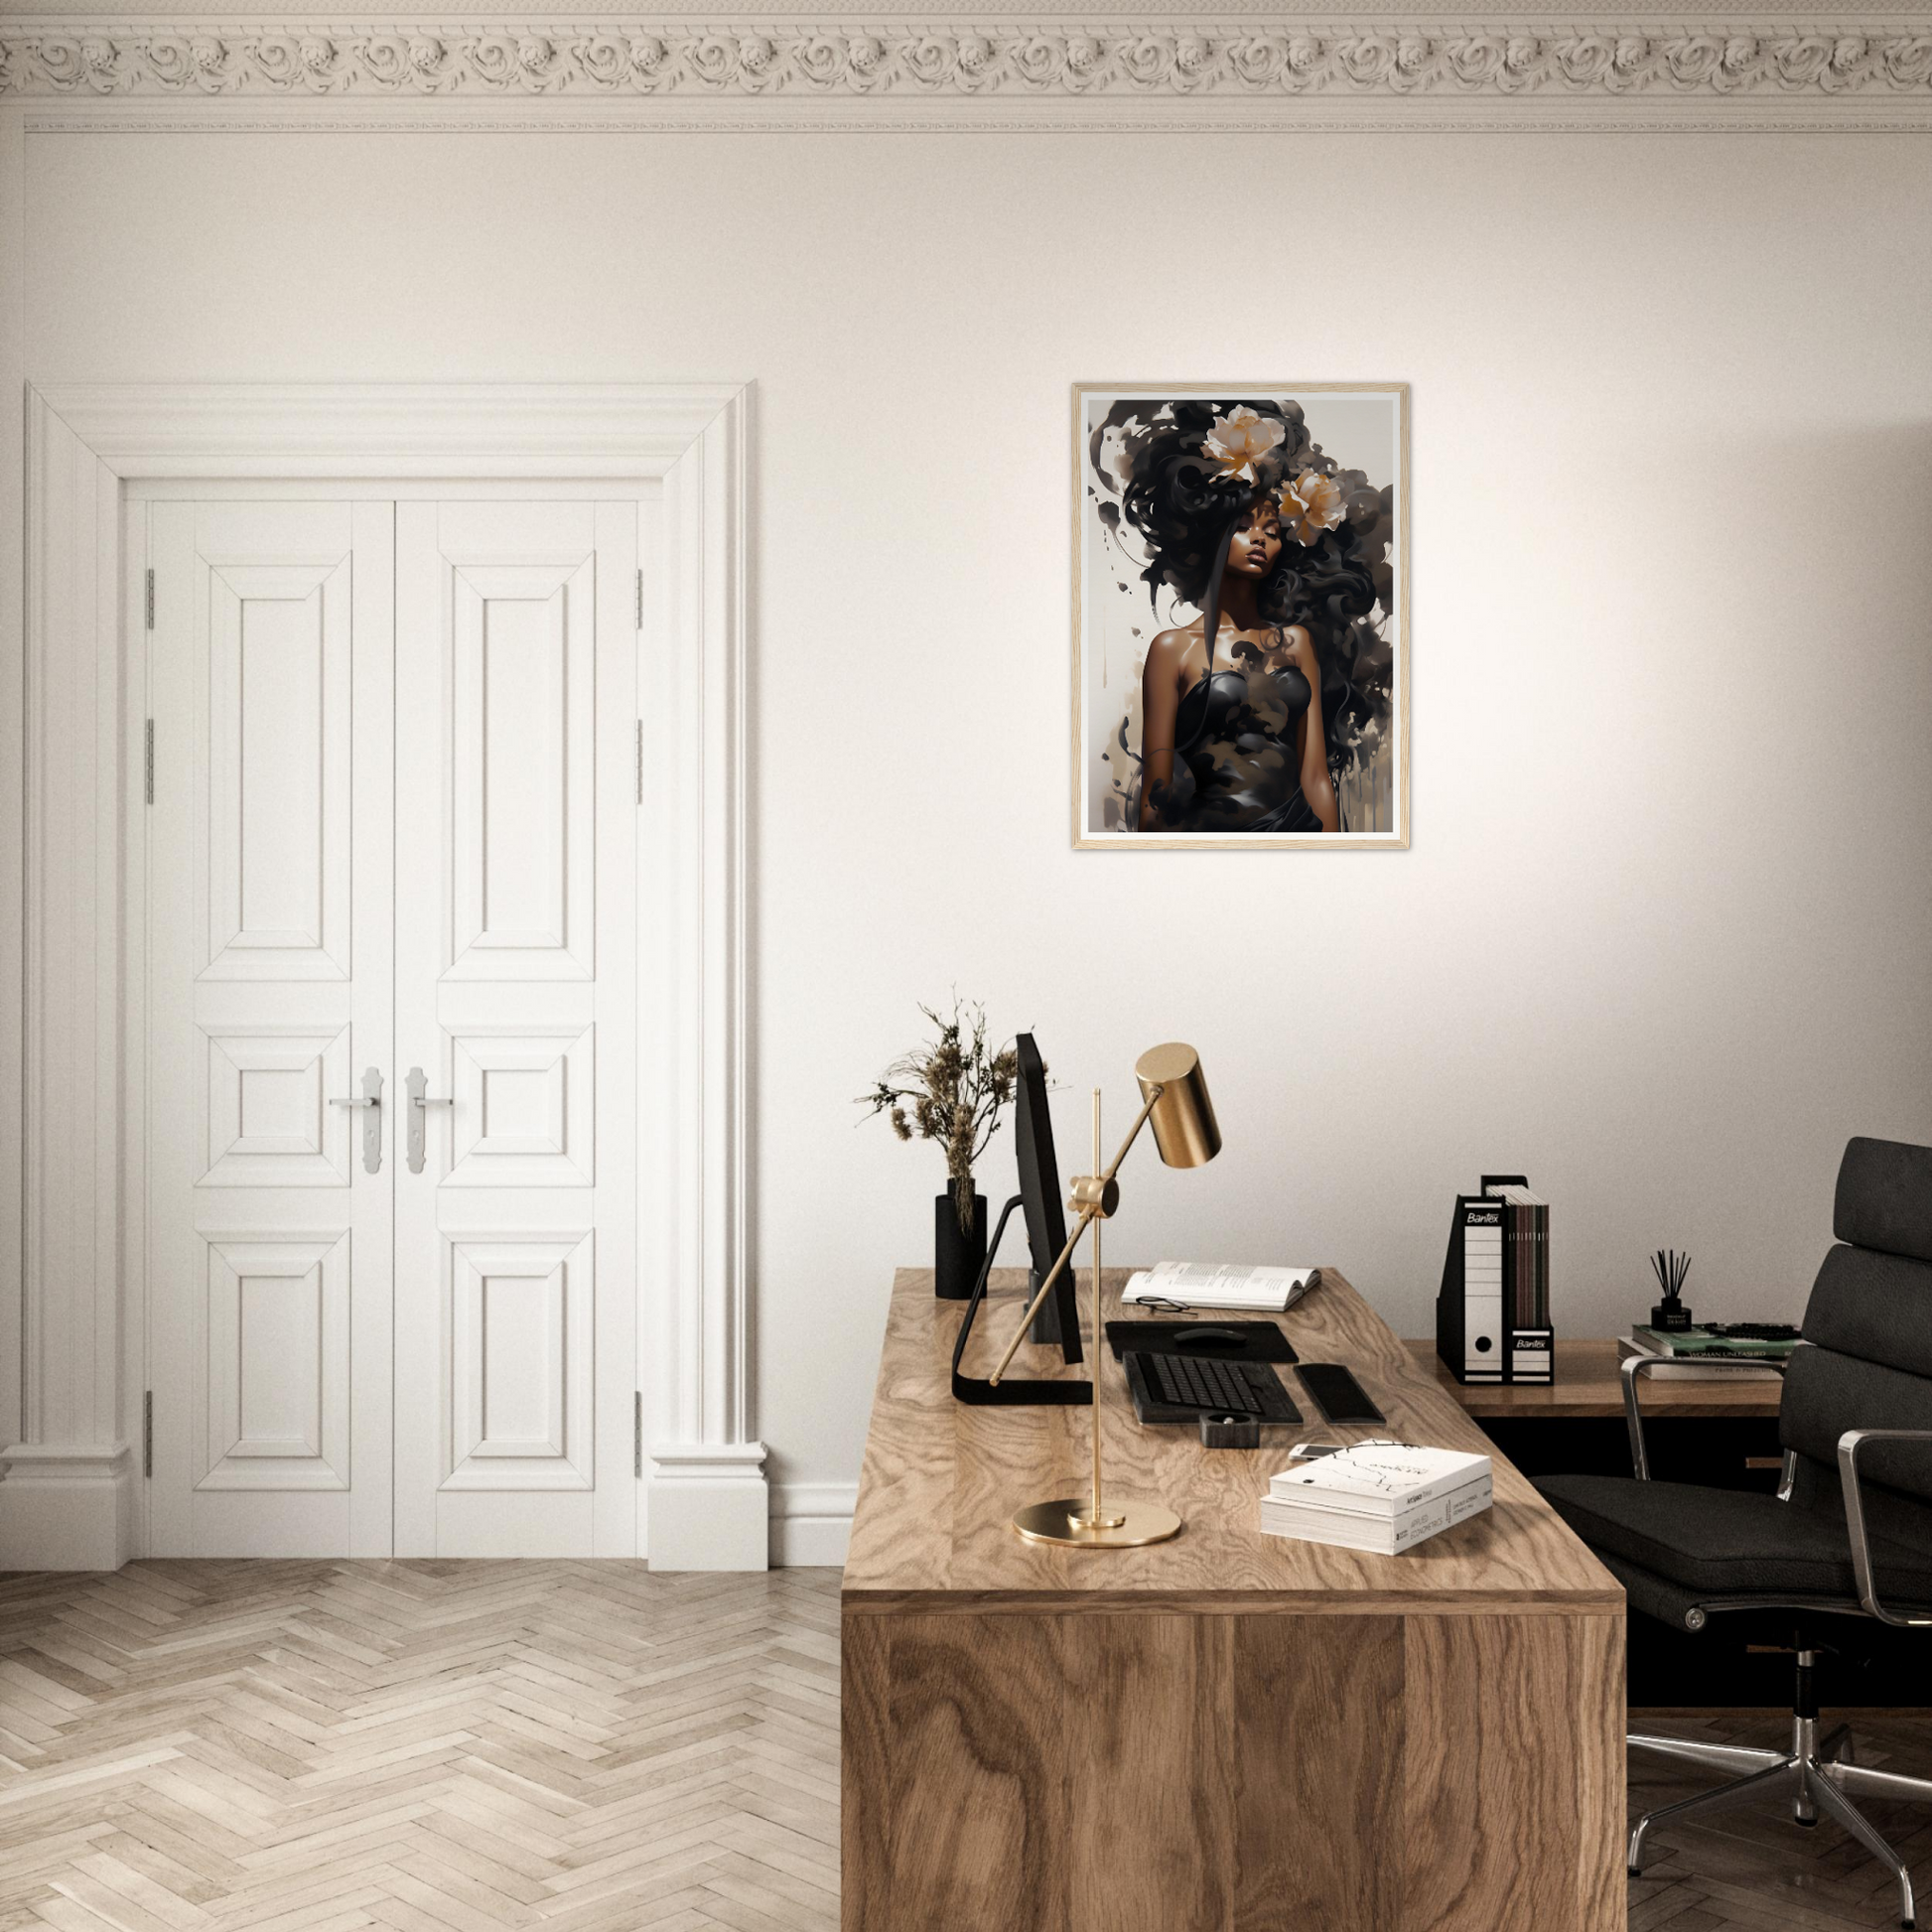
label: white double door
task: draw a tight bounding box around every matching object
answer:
[147,495,639,1557]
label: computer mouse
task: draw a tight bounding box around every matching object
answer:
[1175,1326,1247,1350]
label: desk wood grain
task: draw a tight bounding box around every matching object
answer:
[1408,1336,1785,1419]
[843,1267,1621,1613]
[841,1268,1626,1932]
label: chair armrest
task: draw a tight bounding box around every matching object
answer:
[1838,1429,1932,1627]
[1621,1351,1788,1481]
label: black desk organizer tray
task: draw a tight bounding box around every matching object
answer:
[1104,1319,1298,1365]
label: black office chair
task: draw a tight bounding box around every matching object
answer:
[1537,1136,1932,1930]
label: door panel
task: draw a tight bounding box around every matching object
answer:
[445,1231,594,1488]
[148,501,395,1557]
[448,564,595,978]
[201,1024,353,1186]
[203,565,352,978]
[200,1232,350,1489]
[445,1026,596,1187]
[393,501,637,1557]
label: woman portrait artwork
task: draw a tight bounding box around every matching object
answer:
[1074,385,1408,848]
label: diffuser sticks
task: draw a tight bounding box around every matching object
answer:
[1649,1248,1693,1331]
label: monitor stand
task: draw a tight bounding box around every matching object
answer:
[951,1195,1092,1407]
[1030,1269,1070,1346]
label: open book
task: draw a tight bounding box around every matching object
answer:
[1121,1261,1319,1313]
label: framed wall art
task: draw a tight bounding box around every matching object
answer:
[1074,383,1409,849]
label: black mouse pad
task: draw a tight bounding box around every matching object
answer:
[1104,1319,1298,1364]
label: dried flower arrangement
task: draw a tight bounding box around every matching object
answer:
[860,998,1021,1233]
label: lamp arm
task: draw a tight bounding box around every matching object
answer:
[986,1205,1097,1389]
[987,1085,1165,1387]
[1097,1085,1164,1186]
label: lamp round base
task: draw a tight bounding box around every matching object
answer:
[1012,1497,1182,1548]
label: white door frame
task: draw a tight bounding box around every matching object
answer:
[2,382,763,1571]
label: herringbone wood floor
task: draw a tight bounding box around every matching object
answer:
[3,1562,1931,1930]
[0,1562,840,1932]
[1629,1706,1932,1932]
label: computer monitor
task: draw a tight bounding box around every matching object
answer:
[948,1033,1090,1405]
[1013,1034,1083,1365]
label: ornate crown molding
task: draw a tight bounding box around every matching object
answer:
[3,16,1930,120]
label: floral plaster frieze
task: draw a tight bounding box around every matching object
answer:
[3,21,1932,100]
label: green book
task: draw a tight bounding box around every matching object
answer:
[1631,1325,1799,1360]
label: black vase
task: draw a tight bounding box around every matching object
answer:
[934,1186,988,1301]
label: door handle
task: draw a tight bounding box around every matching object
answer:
[405,1066,454,1175]
[329,1066,385,1174]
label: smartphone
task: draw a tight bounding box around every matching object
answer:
[1296,1363,1386,1426]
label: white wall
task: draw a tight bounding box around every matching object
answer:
[21,126,1932,1541]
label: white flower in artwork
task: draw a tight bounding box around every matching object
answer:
[1282,468,1346,544]
[1200,405,1285,483]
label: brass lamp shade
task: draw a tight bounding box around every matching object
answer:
[1134,1042,1221,1170]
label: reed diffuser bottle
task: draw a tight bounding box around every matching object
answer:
[1650,1249,1694,1332]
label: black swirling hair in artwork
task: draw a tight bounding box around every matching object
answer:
[1088,396,1395,781]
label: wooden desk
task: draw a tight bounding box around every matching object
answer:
[1407,1337,1783,1419]
[1413,1336,1811,1709]
[843,1268,1625,1932]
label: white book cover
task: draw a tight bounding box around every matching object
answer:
[1269,1442,1491,1515]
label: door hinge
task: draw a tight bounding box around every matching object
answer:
[635,568,644,631]
[633,1393,643,1479]
[634,721,643,806]
[144,569,155,630]
[143,1391,153,1477]
[144,720,155,804]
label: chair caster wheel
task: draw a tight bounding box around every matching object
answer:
[1627,1868,1641,1878]
[1795,1816,1818,1829]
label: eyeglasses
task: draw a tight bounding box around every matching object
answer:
[1133,1281,1317,1318]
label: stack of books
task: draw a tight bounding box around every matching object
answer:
[1617,1323,1798,1381]
[1258,1442,1493,1555]
[1494,1185,1550,1334]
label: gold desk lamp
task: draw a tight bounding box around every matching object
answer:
[986,1041,1220,1549]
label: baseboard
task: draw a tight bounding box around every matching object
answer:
[646,1441,769,1571]
[770,1481,856,1568]
[0,1441,846,1572]
[0,1442,136,1571]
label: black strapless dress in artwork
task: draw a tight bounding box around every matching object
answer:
[1144,662,1326,834]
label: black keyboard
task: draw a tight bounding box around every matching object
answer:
[1126,1350,1302,1423]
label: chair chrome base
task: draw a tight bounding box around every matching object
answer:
[1630,1710,1932,1929]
